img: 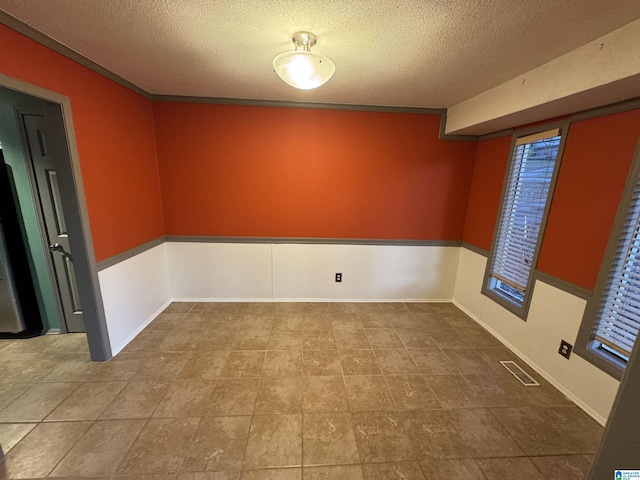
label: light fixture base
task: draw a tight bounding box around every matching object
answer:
[292,31,317,51]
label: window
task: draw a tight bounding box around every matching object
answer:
[482,125,566,318]
[576,142,640,379]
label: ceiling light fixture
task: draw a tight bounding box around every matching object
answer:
[273,31,335,90]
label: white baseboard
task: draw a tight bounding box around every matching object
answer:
[452,299,607,426]
[110,299,173,356]
[171,298,454,303]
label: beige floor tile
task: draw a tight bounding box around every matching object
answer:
[182,415,251,472]
[118,417,199,474]
[0,355,53,383]
[365,328,404,348]
[0,383,33,411]
[302,350,342,376]
[122,330,171,355]
[530,455,592,479]
[272,315,306,331]
[407,349,456,374]
[147,313,185,330]
[385,375,439,410]
[232,329,271,350]
[428,328,471,349]
[404,302,435,313]
[0,421,91,478]
[90,358,140,381]
[395,329,436,349]
[268,330,303,350]
[159,330,204,352]
[330,303,382,314]
[379,303,410,313]
[178,351,229,379]
[240,468,301,479]
[205,378,259,415]
[362,462,425,479]
[41,353,101,381]
[419,458,486,478]
[540,406,603,453]
[401,409,468,460]
[351,411,415,463]
[331,314,365,330]
[221,351,266,377]
[132,352,192,380]
[302,331,336,350]
[302,376,349,413]
[344,375,394,412]
[491,406,572,455]
[240,314,275,330]
[340,350,382,375]
[456,327,503,348]
[303,464,364,479]
[243,414,302,468]
[424,374,484,409]
[462,373,529,407]
[262,351,302,377]
[179,471,240,480]
[100,380,169,419]
[0,423,36,453]
[442,348,495,374]
[50,419,146,477]
[46,380,126,421]
[163,302,195,314]
[476,457,545,479]
[204,330,238,350]
[153,379,216,417]
[446,408,524,458]
[0,382,80,422]
[358,312,395,328]
[0,303,604,479]
[255,377,303,414]
[180,313,223,330]
[333,330,371,349]
[300,315,332,331]
[374,349,419,374]
[302,412,360,465]
[390,315,426,330]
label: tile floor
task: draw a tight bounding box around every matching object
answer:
[0,302,603,479]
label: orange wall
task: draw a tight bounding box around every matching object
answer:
[0,25,164,262]
[153,102,478,240]
[538,109,640,290]
[462,135,511,251]
[463,109,640,291]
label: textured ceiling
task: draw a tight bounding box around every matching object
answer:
[2,0,640,108]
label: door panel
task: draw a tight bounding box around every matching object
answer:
[20,110,85,333]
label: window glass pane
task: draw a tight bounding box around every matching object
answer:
[591,178,640,360]
[488,133,561,306]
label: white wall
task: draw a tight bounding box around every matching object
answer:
[97,243,171,355]
[453,247,619,425]
[167,242,460,301]
[96,240,620,424]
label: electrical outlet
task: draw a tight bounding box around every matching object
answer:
[558,340,573,359]
[335,273,342,283]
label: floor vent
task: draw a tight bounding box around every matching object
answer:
[500,360,540,387]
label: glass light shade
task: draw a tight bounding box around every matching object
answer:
[273,51,335,90]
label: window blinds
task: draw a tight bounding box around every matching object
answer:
[490,129,561,301]
[593,176,640,359]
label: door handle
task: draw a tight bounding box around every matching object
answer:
[49,243,64,253]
